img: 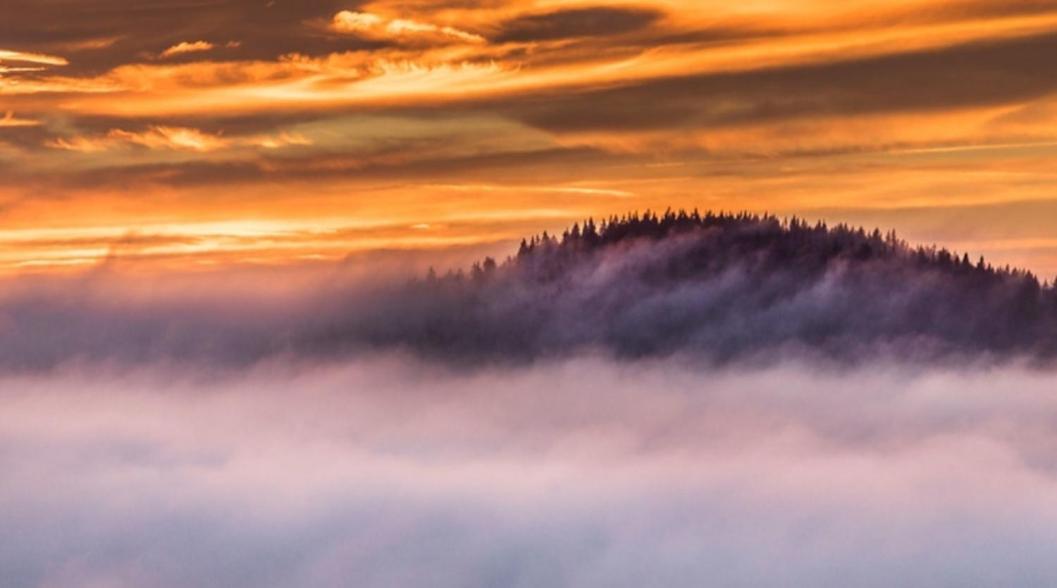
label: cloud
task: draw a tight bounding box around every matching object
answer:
[160,40,217,58]
[45,126,311,153]
[47,126,228,153]
[331,10,486,44]
[498,32,1057,136]
[123,127,233,151]
[0,0,372,75]
[244,131,312,149]
[0,48,68,66]
[493,6,663,43]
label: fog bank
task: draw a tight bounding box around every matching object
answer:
[4,356,1057,587]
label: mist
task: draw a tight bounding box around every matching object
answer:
[3,213,1057,373]
[4,355,1057,587]
[4,223,1057,587]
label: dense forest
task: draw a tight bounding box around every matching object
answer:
[332,210,1057,363]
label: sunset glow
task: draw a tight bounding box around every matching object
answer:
[0,0,1054,276]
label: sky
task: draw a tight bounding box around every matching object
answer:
[1,0,1057,275]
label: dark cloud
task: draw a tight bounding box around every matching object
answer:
[4,145,615,192]
[0,125,53,151]
[499,32,1057,132]
[493,6,663,43]
[906,0,1057,22]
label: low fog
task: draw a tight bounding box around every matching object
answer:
[4,356,1057,587]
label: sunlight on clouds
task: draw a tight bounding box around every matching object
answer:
[247,132,313,149]
[46,126,312,153]
[44,51,510,116]
[430,183,637,198]
[332,10,486,44]
[160,40,216,58]
[48,126,227,153]
[0,49,68,66]
[22,8,1055,119]
[0,218,520,271]
[557,104,1057,158]
[107,126,225,152]
[0,0,1055,274]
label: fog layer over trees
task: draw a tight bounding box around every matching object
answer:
[2,210,1055,371]
[335,210,1057,363]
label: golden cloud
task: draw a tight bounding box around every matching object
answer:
[331,10,486,44]
[0,49,69,66]
[47,126,227,153]
[46,126,312,153]
[160,41,217,58]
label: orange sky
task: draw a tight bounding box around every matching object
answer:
[2,0,1057,276]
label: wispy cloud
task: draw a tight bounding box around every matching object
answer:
[160,40,216,58]
[46,126,312,153]
[331,10,486,44]
[0,49,68,66]
[48,126,228,153]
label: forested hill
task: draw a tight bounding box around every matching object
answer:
[337,210,1057,362]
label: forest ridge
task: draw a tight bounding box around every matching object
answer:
[343,210,1057,362]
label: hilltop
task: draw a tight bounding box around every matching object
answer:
[335,210,1057,362]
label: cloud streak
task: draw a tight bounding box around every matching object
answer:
[45,125,311,153]
[160,40,215,58]
[331,11,486,44]
[0,48,68,66]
